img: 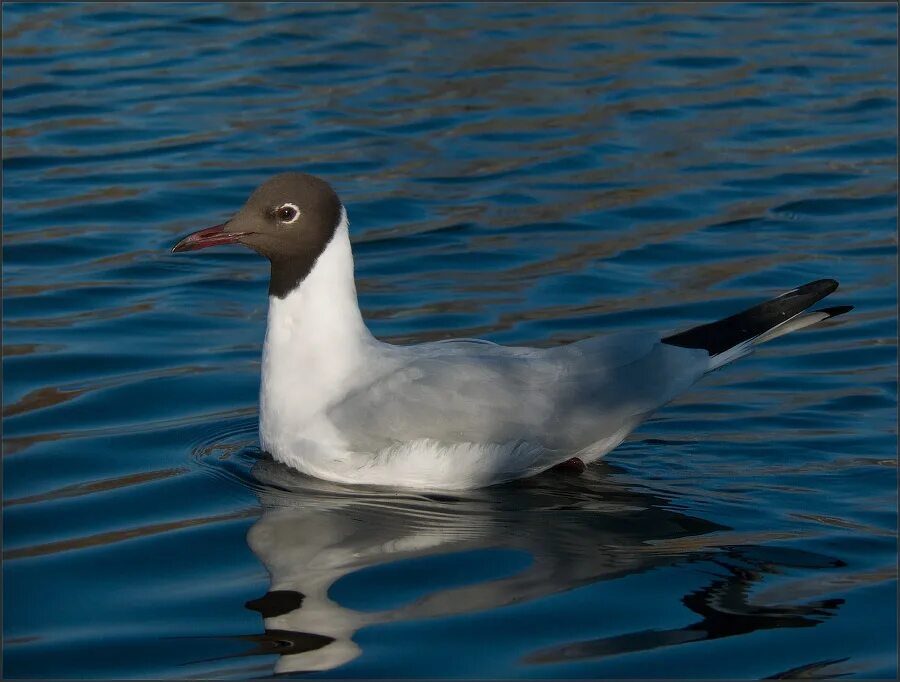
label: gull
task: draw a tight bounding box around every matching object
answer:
[172,172,851,490]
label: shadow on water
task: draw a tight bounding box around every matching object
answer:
[189,454,846,676]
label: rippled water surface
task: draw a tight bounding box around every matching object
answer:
[3,2,898,679]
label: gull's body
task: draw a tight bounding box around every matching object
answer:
[258,213,707,488]
[173,173,851,490]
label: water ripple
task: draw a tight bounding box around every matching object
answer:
[2,2,896,679]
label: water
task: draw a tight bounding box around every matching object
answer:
[2,2,897,678]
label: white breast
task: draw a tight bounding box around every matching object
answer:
[258,211,379,463]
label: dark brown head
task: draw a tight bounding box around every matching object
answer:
[172,172,343,298]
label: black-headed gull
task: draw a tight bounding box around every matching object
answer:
[173,173,851,490]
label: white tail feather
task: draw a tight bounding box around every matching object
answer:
[707,309,837,372]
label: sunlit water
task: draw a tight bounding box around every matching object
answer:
[2,2,897,679]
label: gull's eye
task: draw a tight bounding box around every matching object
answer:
[276,203,300,224]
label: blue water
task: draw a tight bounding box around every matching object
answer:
[2,2,897,678]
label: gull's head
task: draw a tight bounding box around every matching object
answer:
[172,172,344,295]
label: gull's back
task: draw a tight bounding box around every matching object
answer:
[328,331,709,455]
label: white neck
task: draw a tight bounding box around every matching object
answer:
[259,211,375,426]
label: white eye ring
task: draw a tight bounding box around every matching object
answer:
[276,202,301,224]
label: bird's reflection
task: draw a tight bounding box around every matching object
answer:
[524,545,845,666]
[232,455,844,675]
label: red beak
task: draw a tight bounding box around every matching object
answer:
[171,224,249,253]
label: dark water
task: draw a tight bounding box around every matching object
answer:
[2,2,897,678]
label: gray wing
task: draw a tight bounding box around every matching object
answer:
[327,332,709,451]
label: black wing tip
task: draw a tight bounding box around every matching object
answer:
[662,277,845,355]
[816,304,854,318]
[785,278,839,299]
